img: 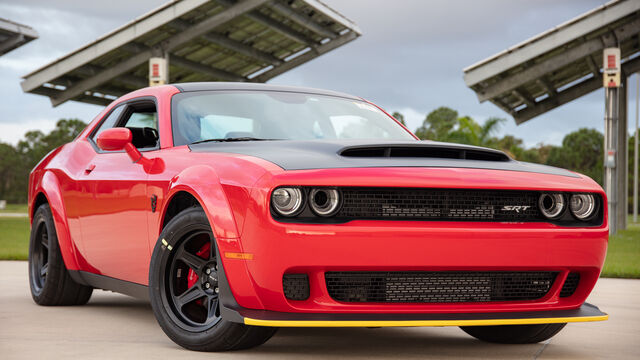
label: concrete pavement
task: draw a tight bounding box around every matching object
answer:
[0,261,638,359]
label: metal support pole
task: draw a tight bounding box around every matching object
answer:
[164,50,170,84]
[604,86,619,234]
[618,76,628,232]
[634,74,639,223]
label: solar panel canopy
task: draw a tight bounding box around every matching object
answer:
[463,0,640,124]
[0,18,38,56]
[21,0,361,107]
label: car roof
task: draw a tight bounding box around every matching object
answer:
[171,82,361,100]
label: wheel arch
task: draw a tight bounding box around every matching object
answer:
[31,192,49,219]
[156,165,264,310]
[161,191,201,229]
[160,165,240,240]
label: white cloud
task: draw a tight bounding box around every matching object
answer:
[0,118,57,145]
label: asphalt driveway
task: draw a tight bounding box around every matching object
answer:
[0,261,638,359]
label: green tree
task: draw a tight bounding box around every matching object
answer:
[391,111,406,126]
[546,128,603,185]
[0,143,21,202]
[448,116,505,147]
[0,119,87,203]
[414,107,458,140]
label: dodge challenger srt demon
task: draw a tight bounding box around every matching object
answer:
[28,82,608,351]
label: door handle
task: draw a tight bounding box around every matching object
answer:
[84,164,96,174]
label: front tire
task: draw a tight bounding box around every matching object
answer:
[460,323,567,344]
[28,204,93,305]
[149,207,277,351]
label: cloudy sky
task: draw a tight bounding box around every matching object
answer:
[1,0,638,147]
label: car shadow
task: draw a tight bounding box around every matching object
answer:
[83,294,593,359]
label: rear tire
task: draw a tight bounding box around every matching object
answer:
[149,207,277,351]
[28,204,93,305]
[460,323,567,344]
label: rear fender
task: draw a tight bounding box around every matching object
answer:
[32,171,81,270]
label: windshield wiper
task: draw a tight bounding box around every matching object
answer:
[191,137,279,145]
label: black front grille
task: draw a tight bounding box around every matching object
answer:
[338,188,540,222]
[325,271,558,303]
[283,274,310,301]
[560,272,580,297]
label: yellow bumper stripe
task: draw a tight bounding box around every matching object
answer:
[244,314,608,327]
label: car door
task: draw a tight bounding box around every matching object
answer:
[78,98,159,284]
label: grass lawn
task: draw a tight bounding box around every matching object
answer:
[0,204,638,278]
[0,203,28,213]
[601,217,640,278]
[0,217,30,260]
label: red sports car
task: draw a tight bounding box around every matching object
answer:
[28,82,608,351]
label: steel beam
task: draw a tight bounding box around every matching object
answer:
[48,0,265,106]
[169,55,245,81]
[50,50,153,106]
[163,0,268,52]
[252,30,357,82]
[514,56,640,124]
[74,64,148,88]
[170,19,282,65]
[586,55,600,77]
[514,75,602,124]
[476,18,640,103]
[489,98,515,115]
[123,41,246,82]
[536,77,557,97]
[512,89,535,108]
[217,0,317,46]
[267,0,337,39]
[0,34,25,54]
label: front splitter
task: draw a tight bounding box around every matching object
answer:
[231,303,607,328]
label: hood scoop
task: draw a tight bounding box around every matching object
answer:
[339,144,511,162]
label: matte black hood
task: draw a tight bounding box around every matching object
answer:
[189,139,578,177]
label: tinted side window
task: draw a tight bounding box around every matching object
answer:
[91,105,125,141]
[119,103,159,149]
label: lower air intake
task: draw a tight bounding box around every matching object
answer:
[283,274,310,301]
[325,271,558,303]
[560,272,580,297]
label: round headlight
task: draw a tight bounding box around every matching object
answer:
[538,193,565,219]
[309,188,341,217]
[271,187,304,216]
[570,194,596,220]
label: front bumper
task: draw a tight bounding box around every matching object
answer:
[215,167,609,318]
[218,219,608,314]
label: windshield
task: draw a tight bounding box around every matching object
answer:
[171,90,415,145]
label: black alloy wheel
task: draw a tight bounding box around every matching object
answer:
[28,204,93,305]
[30,220,49,295]
[149,207,277,351]
[164,229,222,331]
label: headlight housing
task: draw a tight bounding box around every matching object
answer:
[538,193,565,219]
[309,188,341,217]
[271,187,304,216]
[569,194,597,220]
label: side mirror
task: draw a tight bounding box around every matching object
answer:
[96,128,144,164]
[96,128,132,151]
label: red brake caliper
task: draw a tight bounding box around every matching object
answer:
[186,242,211,305]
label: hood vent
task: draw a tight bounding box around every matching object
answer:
[340,145,510,162]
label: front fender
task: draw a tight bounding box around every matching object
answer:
[165,165,240,239]
[162,165,265,310]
